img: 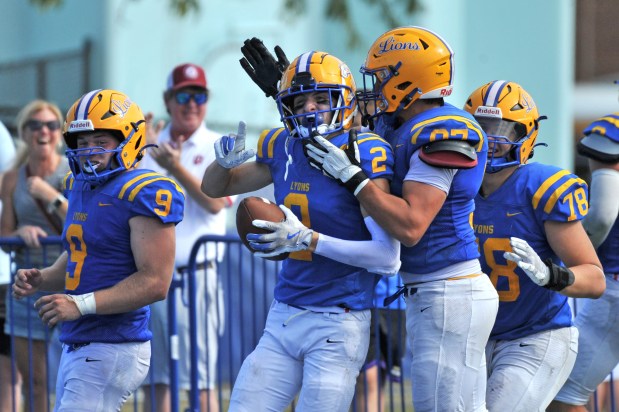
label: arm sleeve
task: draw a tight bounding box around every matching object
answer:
[314,216,401,276]
[583,168,619,247]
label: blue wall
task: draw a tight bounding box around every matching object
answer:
[0,0,576,169]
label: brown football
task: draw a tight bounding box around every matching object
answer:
[235,196,289,261]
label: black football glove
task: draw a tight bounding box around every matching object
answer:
[239,37,290,99]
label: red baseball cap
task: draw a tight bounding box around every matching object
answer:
[166,63,207,91]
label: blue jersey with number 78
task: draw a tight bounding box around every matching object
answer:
[474,162,588,340]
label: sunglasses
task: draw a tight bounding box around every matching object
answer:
[26,119,61,132]
[174,91,208,105]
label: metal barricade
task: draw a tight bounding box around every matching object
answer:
[0,236,63,412]
[1,235,616,412]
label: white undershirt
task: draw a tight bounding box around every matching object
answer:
[583,168,619,248]
[404,150,456,194]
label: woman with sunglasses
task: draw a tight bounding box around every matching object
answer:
[1,99,69,411]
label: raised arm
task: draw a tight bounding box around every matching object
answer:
[201,121,272,197]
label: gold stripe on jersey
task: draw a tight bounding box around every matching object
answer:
[591,126,607,135]
[598,115,619,128]
[118,172,161,199]
[62,172,74,191]
[541,177,587,214]
[118,173,184,201]
[337,134,387,150]
[532,170,571,210]
[409,115,485,151]
[257,128,285,159]
[127,177,184,202]
[256,129,270,158]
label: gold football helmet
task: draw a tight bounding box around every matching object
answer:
[464,80,546,173]
[63,89,146,184]
[359,26,454,124]
[276,51,357,137]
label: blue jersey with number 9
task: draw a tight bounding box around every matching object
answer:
[59,169,185,344]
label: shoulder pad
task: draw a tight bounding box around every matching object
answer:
[419,140,478,169]
[577,133,619,163]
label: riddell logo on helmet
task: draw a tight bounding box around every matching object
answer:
[69,120,95,132]
[377,37,420,54]
[475,107,502,117]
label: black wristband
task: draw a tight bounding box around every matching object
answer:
[543,259,575,291]
[344,170,369,195]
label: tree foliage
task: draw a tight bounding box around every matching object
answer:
[29,0,420,46]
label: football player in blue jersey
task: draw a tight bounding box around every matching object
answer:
[551,113,619,412]
[201,51,400,411]
[11,89,185,411]
[304,27,500,412]
[464,80,605,411]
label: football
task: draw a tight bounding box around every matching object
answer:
[235,196,289,261]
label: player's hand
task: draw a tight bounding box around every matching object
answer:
[214,121,256,169]
[248,205,313,257]
[240,37,290,99]
[12,268,43,299]
[503,237,550,286]
[304,130,369,195]
[35,294,82,327]
[144,112,165,146]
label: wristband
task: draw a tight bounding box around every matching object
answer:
[543,259,575,291]
[68,292,97,316]
[47,194,67,214]
[344,170,369,195]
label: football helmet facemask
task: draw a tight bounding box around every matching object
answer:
[358,26,455,128]
[63,89,146,185]
[464,80,546,173]
[276,51,357,138]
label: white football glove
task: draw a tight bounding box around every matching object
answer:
[248,205,313,258]
[304,131,369,195]
[503,237,550,286]
[214,121,256,168]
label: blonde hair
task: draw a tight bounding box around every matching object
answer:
[13,100,65,167]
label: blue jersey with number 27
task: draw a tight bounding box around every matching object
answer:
[388,103,488,275]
